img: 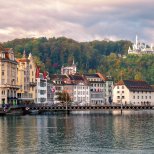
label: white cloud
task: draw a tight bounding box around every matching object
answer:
[0,0,154,43]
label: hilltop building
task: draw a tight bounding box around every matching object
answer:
[61,59,77,75]
[0,46,19,106]
[128,35,154,55]
[113,80,154,105]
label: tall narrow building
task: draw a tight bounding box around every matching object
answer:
[0,46,19,106]
[28,53,37,101]
[16,51,33,104]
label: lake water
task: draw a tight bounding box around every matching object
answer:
[0,111,154,154]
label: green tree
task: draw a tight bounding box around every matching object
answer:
[56,91,72,110]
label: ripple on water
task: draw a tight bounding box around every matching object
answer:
[0,113,154,154]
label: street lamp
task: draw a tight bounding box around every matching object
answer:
[120,90,123,115]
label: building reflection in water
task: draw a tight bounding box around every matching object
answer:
[0,112,154,153]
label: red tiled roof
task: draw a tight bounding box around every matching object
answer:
[16,58,29,63]
[96,72,108,81]
[5,48,12,51]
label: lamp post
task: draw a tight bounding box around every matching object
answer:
[120,90,123,115]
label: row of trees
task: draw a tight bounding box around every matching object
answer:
[2,37,154,84]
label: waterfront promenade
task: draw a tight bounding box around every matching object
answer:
[0,104,154,115]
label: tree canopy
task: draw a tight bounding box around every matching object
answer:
[3,37,154,84]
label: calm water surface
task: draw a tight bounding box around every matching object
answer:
[0,111,154,154]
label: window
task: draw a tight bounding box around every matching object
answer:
[2,71,4,76]
[122,96,125,99]
[122,91,124,93]
[117,86,119,89]
[149,96,151,99]
[138,96,139,99]
[133,96,135,99]
[117,96,120,99]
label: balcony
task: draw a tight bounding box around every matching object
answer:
[17,93,33,100]
[0,84,20,89]
[7,97,18,100]
[29,82,36,87]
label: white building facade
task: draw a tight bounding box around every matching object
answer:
[128,35,154,55]
[61,60,77,75]
[73,82,90,105]
[35,73,47,104]
[113,80,154,105]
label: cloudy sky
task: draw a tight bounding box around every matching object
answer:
[0,0,154,43]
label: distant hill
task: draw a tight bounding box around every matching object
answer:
[2,37,154,84]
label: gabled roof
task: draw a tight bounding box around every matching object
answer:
[68,74,90,85]
[50,74,68,80]
[116,80,153,92]
[96,72,108,81]
[16,58,29,63]
[84,74,100,78]
[68,74,84,81]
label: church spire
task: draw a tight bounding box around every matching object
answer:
[72,58,75,65]
[23,49,26,58]
[135,35,138,49]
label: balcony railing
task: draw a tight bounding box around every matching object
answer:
[0,84,20,89]
[17,93,33,100]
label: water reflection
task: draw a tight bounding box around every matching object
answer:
[0,112,154,154]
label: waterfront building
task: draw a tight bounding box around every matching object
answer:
[50,72,113,105]
[16,51,33,104]
[50,74,91,105]
[68,74,91,105]
[50,74,68,104]
[47,81,54,104]
[0,46,19,105]
[84,74,104,105]
[97,73,113,104]
[61,59,77,75]
[113,80,154,105]
[28,53,37,101]
[35,70,48,104]
[128,35,154,55]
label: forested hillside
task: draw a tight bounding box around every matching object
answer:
[2,37,154,84]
